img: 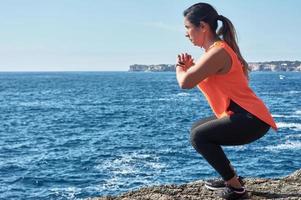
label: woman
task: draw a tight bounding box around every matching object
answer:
[176,3,277,200]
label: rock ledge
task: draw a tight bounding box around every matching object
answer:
[89,169,301,200]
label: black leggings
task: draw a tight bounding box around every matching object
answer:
[190,100,270,181]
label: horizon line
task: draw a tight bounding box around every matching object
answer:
[0,70,130,73]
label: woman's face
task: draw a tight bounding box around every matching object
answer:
[184,17,204,47]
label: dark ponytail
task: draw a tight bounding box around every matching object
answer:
[184,3,250,79]
[217,15,250,78]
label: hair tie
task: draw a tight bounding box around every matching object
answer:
[217,15,223,21]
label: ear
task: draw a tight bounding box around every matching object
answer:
[199,21,206,29]
[199,21,206,32]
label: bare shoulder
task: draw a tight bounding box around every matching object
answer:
[202,46,232,74]
[182,44,233,88]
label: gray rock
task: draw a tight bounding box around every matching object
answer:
[89,169,301,200]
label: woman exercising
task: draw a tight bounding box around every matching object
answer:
[176,2,277,200]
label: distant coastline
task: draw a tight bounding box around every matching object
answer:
[129,61,301,72]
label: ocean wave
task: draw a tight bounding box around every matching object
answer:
[101,176,123,191]
[276,122,301,131]
[99,152,165,192]
[295,110,301,115]
[101,175,161,193]
[176,92,191,97]
[288,90,301,94]
[260,90,301,95]
[96,152,166,177]
[285,134,301,139]
[158,96,199,102]
[1,72,300,200]
[49,186,81,200]
[264,141,301,151]
[272,114,300,118]
[157,97,176,101]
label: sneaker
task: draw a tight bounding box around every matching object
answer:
[204,176,245,191]
[218,185,247,200]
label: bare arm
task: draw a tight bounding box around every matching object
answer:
[176,47,232,89]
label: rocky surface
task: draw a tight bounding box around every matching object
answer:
[88,169,301,200]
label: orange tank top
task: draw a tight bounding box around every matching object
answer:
[198,41,278,131]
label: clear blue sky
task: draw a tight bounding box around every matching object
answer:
[0,0,300,71]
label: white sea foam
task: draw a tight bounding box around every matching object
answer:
[176,92,191,96]
[158,97,174,101]
[101,176,122,190]
[224,145,248,151]
[95,152,165,193]
[99,155,138,175]
[96,152,166,179]
[260,90,301,95]
[285,134,301,139]
[144,161,165,169]
[288,90,301,94]
[49,186,81,200]
[157,93,190,101]
[272,109,301,119]
[276,122,301,131]
[101,159,162,191]
[295,110,301,115]
[265,141,301,151]
[158,93,199,102]
[272,114,300,118]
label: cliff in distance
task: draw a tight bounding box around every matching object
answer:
[89,169,301,200]
[129,61,301,72]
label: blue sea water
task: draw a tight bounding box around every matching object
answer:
[0,71,300,200]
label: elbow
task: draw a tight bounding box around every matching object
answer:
[179,80,195,89]
[179,84,192,89]
[177,73,197,89]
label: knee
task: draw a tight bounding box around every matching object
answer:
[190,128,207,150]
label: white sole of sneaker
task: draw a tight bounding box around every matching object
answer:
[204,184,226,191]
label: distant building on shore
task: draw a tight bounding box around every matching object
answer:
[248,61,301,71]
[129,61,301,72]
[129,64,175,72]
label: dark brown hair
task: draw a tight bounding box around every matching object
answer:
[184,2,250,78]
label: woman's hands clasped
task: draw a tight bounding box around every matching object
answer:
[176,53,195,71]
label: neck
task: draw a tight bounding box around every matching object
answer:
[202,34,220,51]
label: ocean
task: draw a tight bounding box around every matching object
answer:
[0,71,300,200]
